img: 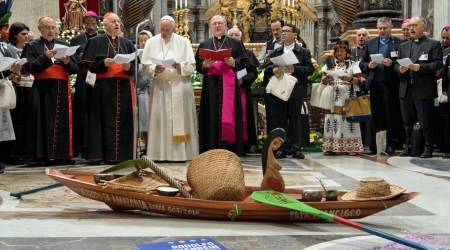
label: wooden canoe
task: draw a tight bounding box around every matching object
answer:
[46,168,418,222]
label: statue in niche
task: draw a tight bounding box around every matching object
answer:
[64,0,87,30]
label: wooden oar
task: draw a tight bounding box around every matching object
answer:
[251,191,434,250]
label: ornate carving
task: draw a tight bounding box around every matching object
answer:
[64,0,86,30]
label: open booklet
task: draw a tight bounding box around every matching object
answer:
[269,50,299,66]
[198,48,232,61]
[324,70,349,79]
[370,54,384,64]
[0,57,27,72]
[113,53,137,64]
[151,58,177,68]
[397,58,414,67]
[53,44,80,59]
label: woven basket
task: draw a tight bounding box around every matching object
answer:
[187,149,245,201]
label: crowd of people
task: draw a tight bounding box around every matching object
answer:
[0,10,449,174]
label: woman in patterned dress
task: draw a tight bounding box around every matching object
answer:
[320,40,364,155]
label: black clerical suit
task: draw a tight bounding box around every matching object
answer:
[264,43,314,157]
[70,32,97,157]
[395,36,443,156]
[360,36,403,152]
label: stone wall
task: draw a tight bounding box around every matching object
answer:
[9,0,60,35]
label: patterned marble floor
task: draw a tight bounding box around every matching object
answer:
[0,153,449,249]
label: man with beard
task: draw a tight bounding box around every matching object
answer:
[70,10,99,158]
[21,16,79,165]
[395,16,443,158]
[360,17,403,155]
[83,13,136,164]
[195,15,249,156]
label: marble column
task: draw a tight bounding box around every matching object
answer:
[433,0,450,40]
[317,18,328,57]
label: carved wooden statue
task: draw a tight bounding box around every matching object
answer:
[261,128,286,192]
[64,0,86,30]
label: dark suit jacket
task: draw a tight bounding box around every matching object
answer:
[264,43,314,99]
[443,55,450,93]
[394,36,443,100]
[360,36,401,90]
[351,46,366,62]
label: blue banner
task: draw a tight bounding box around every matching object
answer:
[137,238,228,250]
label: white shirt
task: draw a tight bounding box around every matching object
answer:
[283,42,295,53]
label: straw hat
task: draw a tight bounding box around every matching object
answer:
[340,177,406,201]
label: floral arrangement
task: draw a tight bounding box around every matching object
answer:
[59,29,81,44]
[303,131,322,152]
[251,68,264,90]
[190,70,203,88]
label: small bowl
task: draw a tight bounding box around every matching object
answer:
[323,190,338,201]
[157,186,179,196]
[302,190,323,202]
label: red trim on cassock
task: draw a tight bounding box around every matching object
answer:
[33,64,73,158]
[96,64,136,160]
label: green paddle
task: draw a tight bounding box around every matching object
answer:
[251,191,433,250]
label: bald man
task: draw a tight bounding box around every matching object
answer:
[351,28,369,61]
[21,16,79,165]
[83,13,136,164]
[195,15,250,156]
[395,16,443,158]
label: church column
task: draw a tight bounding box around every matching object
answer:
[433,0,450,40]
[153,0,162,34]
[317,18,328,57]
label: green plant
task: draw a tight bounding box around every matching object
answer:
[190,70,203,88]
[303,131,323,152]
[251,68,264,90]
[307,65,324,87]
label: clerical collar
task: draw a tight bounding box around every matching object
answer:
[413,36,425,43]
[106,33,117,40]
[214,35,226,41]
[86,32,97,38]
[41,37,55,49]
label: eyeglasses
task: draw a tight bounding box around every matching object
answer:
[281,30,293,33]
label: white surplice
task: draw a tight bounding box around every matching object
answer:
[141,33,198,161]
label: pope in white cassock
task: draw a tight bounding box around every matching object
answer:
[141,16,199,161]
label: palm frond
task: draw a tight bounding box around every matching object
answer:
[99,159,148,175]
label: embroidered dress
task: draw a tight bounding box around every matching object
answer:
[321,60,364,153]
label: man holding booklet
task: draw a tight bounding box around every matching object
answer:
[21,16,78,165]
[195,15,250,156]
[82,12,136,164]
[141,15,198,162]
[394,16,443,158]
[263,24,314,159]
[360,17,403,155]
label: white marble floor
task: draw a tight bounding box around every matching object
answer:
[0,153,449,249]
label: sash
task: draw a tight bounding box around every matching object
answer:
[96,63,136,110]
[96,63,136,160]
[239,85,248,142]
[33,64,73,158]
[207,61,237,143]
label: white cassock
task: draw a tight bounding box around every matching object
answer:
[141,33,199,161]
